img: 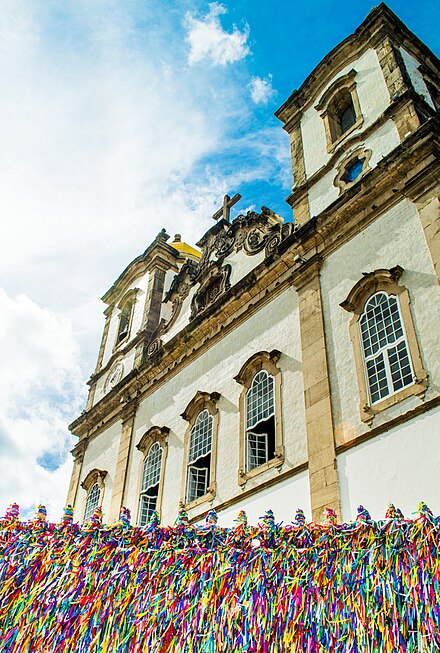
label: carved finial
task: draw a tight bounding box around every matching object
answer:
[157,228,170,242]
[173,234,182,242]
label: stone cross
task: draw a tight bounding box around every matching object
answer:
[212,193,242,222]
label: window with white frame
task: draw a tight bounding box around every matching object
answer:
[139,442,163,526]
[186,409,213,503]
[359,292,414,405]
[245,370,276,471]
[83,482,100,522]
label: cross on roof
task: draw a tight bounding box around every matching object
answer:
[212,193,242,223]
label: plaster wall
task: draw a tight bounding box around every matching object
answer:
[101,271,149,369]
[308,119,400,217]
[400,48,436,110]
[218,471,311,527]
[301,48,391,179]
[124,286,307,526]
[75,420,122,522]
[227,249,265,286]
[93,347,137,405]
[320,198,440,444]
[338,406,440,520]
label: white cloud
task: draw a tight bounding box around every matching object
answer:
[0,2,291,521]
[249,75,276,104]
[0,289,84,520]
[185,2,250,65]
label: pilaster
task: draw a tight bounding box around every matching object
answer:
[108,403,138,522]
[295,256,341,521]
[66,438,88,510]
[415,191,440,283]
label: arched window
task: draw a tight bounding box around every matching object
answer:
[117,301,133,344]
[235,350,284,485]
[360,292,413,404]
[328,89,357,142]
[139,442,163,526]
[83,482,100,522]
[181,391,220,508]
[315,70,362,152]
[341,267,428,424]
[80,468,107,523]
[245,371,275,471]
[186,409,213,503]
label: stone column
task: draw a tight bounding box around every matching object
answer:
[108,403,138,522]
[66,439,88,511]
[296,257,341,521]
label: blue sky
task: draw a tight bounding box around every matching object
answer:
[0,0,438,519]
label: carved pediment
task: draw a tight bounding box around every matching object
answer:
[146,205,293,354]
[190,261,231,320]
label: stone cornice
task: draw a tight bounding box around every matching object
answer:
[69,119,439,442]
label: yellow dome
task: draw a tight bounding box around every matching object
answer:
[170,234,202,259]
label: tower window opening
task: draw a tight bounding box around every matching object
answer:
[117,302,133,343]
[328,88,359,143]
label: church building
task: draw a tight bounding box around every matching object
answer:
[67,3,440,527]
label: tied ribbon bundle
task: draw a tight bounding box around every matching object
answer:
[0,503,439,652]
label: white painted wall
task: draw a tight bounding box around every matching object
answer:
[320,199,440,444]
[301,48,391,179]
[124,286,307,526]
[338,406,440,521]
[75,419,122,522]
[218,471,311,527]
[400,48,436,110]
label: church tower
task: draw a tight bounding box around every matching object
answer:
[68,4,439,526]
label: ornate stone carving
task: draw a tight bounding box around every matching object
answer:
[148,207,293,349]
[190,262,231,320]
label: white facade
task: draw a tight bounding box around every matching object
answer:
[69,5,440,528]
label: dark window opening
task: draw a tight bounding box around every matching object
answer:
[342,158,364,184]
[186,453,211,502]
[328,89,358,143]
[117,304,132,343]
[139,485,159,526]
[339,100,357,134]
[246,415,275,471]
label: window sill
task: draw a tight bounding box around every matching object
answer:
[113,334,130,352]
[238,451,284,486]
[182,484,216,511]
[327,116,363,154]
[361,374,429,425]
